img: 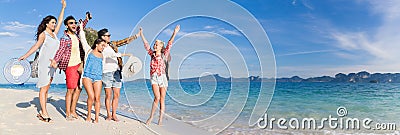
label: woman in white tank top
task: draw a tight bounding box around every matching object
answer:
[18,0,66,122]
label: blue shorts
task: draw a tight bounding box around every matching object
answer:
[82,74,102,82]
[102,70,122,88]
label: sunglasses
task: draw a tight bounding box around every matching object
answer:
[103,34,111,37]
[68,21,78,25]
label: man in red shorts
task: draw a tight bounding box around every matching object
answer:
[51,13,90,120]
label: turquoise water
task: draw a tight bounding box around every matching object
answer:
[1,82,399,134]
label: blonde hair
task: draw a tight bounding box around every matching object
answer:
[154,39,166,53]
[155,39,165,46]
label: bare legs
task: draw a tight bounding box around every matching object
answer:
[112,88,120,122]
[71,87,81,118]
[39,78,53,118]
[105,88,112,120]
[65,87,81,120]
[84,78,94,122]
[83,78,102,123]
[146,84,167,125]
[158,87,166,125]
[105,87,121,122]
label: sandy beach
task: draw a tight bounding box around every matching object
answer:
[0,88,208,135]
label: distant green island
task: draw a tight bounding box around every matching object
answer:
[132,71,400,83]
[274,71,400,83]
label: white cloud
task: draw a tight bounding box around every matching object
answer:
[291,0,314,10]
[204,25,216,29]
[13,46,25,50]
[331,32,388,59]
[0,32,18,37]
[329,0,400,72]
[3,21,35,32]
[26,40,35,44]
[301,0,314,10]
[162,28,216,38]
[333,52,362,61]
[216,28,241,36]
[278,49,338,57]
[272,0,400,77]
[162,28,187,37]
[186,33,216,38]
[202,25,241,36]
[292,0,297,5]
[0,0,13,2]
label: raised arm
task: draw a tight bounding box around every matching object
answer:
[76,12,90,35]
[139,27,148,44]
[54,0,66,35]
[164,25,180,53]
[79,20,90,52]
[139,27,153,55]
[103,48,131,58]
[18,33,45,61]
[112,32,140,47]
[169,25,180,43]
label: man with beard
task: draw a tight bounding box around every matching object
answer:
[51,13,91,121]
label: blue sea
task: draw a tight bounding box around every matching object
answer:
[1,82,399,134]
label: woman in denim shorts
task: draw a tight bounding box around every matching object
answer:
[82,38,106,123]
[98,28,137,121]
[139,25,180,125]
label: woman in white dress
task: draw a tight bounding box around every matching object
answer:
[18,0,66,122]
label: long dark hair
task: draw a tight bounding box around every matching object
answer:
[35,15,57,41]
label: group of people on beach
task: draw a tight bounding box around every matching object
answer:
[18,0,178,125]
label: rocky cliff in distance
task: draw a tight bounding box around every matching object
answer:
[276,71,400,83]
[130,71,400,83]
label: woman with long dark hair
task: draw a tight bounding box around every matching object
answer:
[18,0,66,122]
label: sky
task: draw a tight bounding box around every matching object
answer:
[1,0,400,84]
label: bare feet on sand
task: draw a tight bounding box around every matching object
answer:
[112,116,120,122]
[106,116,112,121]
[66,115,74,121]
[146,117,153,125]
[71,113,79,119]
[158,118,163,126]
[86,117,92,122]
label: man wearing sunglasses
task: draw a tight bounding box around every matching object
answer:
[51,13,91,121]
[97,28,139,122]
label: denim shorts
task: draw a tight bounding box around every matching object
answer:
[150,73,168,87]
[102,70,122,88]
[82,73,102,82]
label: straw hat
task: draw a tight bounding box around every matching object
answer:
[3,58,31,84]
[122,56,142,78]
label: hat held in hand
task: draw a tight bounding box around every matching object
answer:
[122,56,142,78]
